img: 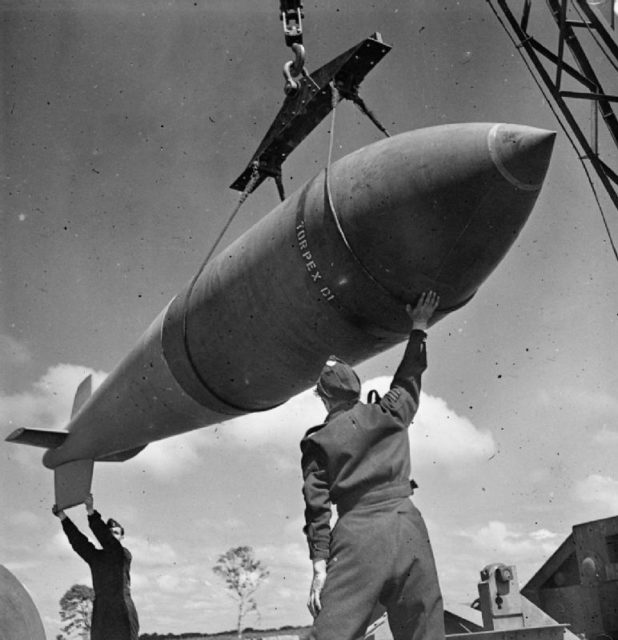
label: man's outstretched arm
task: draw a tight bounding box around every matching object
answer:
[394,290,440,386]
[381,291,440,422]
[53,503,97,562]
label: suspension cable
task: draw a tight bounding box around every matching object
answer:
[180,162,261,385]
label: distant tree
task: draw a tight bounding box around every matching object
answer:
[212,546,269,638]
[58,583,94,639]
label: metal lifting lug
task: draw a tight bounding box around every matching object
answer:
[231,33,392,195]
[280,0,304,47]
[283,42,306,96]
[283,64,300,97]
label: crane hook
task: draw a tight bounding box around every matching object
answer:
[283,42,306,96]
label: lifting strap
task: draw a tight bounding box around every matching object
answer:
[179,163,262,399]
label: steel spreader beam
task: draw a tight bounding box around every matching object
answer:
[230,33,391,195]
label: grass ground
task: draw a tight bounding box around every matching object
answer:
[138,626,312,640]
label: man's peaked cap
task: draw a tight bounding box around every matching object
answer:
[316,355,361,401]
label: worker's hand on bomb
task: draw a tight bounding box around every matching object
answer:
[308,559,327,618]
[406,290,440,331]
[52,504,66,520]
[84,492,94,515]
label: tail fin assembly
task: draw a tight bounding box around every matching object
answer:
[54,459,94,510]
[5,374,95,510]
[71,374,92,417]
[5,428,68,449]
[5,374,93,449]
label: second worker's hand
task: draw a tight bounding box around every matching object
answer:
[307,559,327,619]
[407,290,440,331]
[84,492,94,515]
[52,504,66,520]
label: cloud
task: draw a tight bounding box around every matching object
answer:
[0,363,107,436]
[3,559,42,572]
[214,391,318,450]
[128,388,318,478]
[128,549,255,633]
[129,535,179,567]
[363,376,495,471]
[257,542,310,576]
[412,393,495,468]
[129,571,150,592]
[460,521,559,559]
[530,529,558,542]
[8,510,42,528]
[111,374,495,480]
[451,520,562,588]
[574,474,618,513]
[430,519,558,600]
[155,573,202,595]
[218,377,496,472]
[128,429,210,478]
[47,529,79,558]
[3,365,494,481]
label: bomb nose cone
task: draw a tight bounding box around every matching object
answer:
[488,124,556,191]
[323,123,556,328]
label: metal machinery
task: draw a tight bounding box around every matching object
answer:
[365,562,574,640]
[488,0,618,216]
[478,564,528,631]
[522,515,618,640]
[231,1,393,201]
[230,33,392,199]
[367,516,618,640]
[467,563,573,640]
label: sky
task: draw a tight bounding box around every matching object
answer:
[1,0,618,637]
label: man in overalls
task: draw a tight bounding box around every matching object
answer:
[301,290,444,640]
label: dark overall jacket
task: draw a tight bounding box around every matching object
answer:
[301,330,444,640]
[62,511,139,640]
[301,330,428,557]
